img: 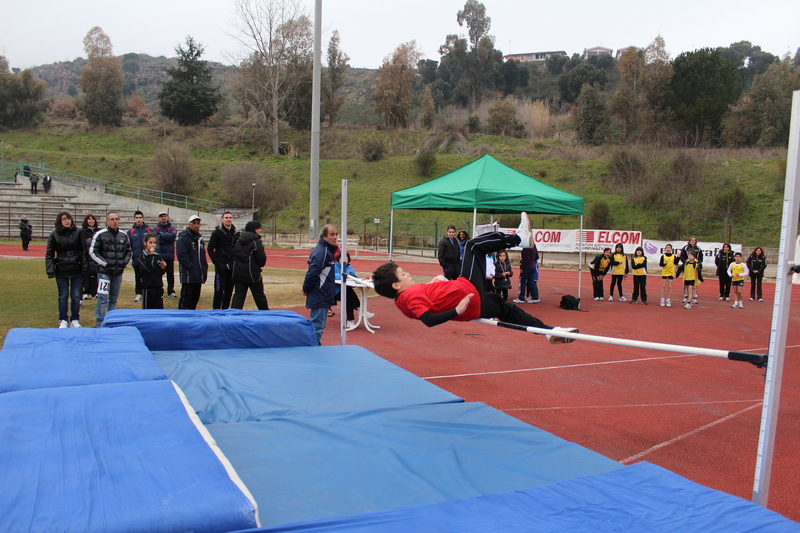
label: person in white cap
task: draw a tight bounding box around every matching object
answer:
[176,215,208,309]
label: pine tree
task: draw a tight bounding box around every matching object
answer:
[158,37,222,126]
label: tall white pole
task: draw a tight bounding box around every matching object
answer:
[340,179,348,346]
[752,90,800,506]
[308,0,322,241]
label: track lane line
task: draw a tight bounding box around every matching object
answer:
[619,402,763,464]
[505,399,763,411]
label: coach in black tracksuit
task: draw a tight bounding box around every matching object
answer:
[230,221,269,310]
[177,215,208,310]
[437,225,461,280]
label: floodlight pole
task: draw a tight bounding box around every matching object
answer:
[251,182,256,216]
[752,90,800,506]
[308,0,322,241]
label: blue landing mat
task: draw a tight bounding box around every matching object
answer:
[102,309,317,350]
[208,402,622,527]
[230,462,799,533]
[0,380,258,533]
[152,345,463,424]
[0,327,165,393]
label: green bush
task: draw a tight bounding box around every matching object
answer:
[413,150,437,176]
[588,200,613,229]
[359,132,387,162]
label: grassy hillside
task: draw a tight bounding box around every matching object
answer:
[0,125,788,247]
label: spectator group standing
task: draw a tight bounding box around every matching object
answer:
[46,211,87,328]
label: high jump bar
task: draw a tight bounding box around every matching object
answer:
[473,318,768,367]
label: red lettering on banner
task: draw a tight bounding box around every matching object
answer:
[535,231,562,243]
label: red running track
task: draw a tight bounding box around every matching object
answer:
[5,244,799,520]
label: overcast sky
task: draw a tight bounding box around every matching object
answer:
[2,0,798,70]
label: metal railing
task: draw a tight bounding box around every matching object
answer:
[0,162,224,213]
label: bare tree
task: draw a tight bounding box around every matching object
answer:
[221,163,296,218]
[230,0,312,154]
[150,141,195,195]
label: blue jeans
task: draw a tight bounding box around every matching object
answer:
[518,266,539,300]
[96,273,123,325]
[56,275,82,321]
[309,307,328,345]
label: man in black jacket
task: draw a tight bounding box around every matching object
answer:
[90,211,132,325]
[230,221,269,310]
[207,211,238,309]
[177,215,208,310]
[437,225,461,280]
[19,216,32,251]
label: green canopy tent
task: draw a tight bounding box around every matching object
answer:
[389,154,586,297]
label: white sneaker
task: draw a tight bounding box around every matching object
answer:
[58,320,68,329]
[725,297,730,301]
[732,302,739,308]
[718,297,724,301]
[739,302,744,308]
[70,320,82,328]
[758,299,763,302]
[168,292,177,298]
[530,299,540,303]
[608,296,613,302]
[346,320,357,331]
[362,311,375,318]
[682,297,688,303]
[666,299,671,307]
[660,298,665,307]
[134,294,142,302]
[684,303,692,309]
[516,212,532,248]
[692,299,697,304]
[82,293,90,300]
[619,296,627,302]
[513,298,526,303]
[548,327,578,344]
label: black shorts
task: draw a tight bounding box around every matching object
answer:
[732,280,744,286]
[684,280,696,286]
[662,276,673,280]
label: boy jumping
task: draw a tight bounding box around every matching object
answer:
[372,213,577,344]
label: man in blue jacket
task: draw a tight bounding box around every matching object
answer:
[302,224,338,345]
[177,215,208,310]
[155,211,178,297]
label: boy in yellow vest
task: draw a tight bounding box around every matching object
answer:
[727,252,749,309]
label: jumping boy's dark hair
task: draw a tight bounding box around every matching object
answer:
[372,262,401,298]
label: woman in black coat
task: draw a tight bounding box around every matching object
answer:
[747,247,767,301]
[230,221,270,310]
[46,211,86,328]
[81,213,100,299]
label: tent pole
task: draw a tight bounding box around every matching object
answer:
[472,208,477,237]
[578,215,583,301]
[389,209,394,260]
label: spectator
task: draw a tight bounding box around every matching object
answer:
[176,215,208,310]
[302,224,339,344]
[42,173,52,195]
[457,230,470,260]
[81,214,100,300]
[608,243,629,302]
[590,248,612,301]
[127,210,151,303]
[29,172,39,194]
[514,243,539,303]
[155,211,178,298]
[437,225,460,280]
[90,211,132,325]
[230,221,269,310]
[208,211,238,309]
[747,247,767,302]
[680,236,703,300]
[334,249,361,330]
[19,216,33,251]
[139,233,166,309]
[715,243,735,301]
[493,250,513,302]
[46,211,86,328]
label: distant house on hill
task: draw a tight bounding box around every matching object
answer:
[503,51,567,63]
[615,46,644,59]
[582,46,613,60]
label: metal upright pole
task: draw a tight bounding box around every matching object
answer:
[752,90,800,506]
[340,179,348,346]
[308,0,322,242]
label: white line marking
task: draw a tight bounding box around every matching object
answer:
[620,403,763,464]
[506,399,762,412]
[422,354,697,380]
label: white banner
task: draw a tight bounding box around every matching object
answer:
[642,240,742,268]
[499,227,642,253]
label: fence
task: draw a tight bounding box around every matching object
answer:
[1,161,225,213]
